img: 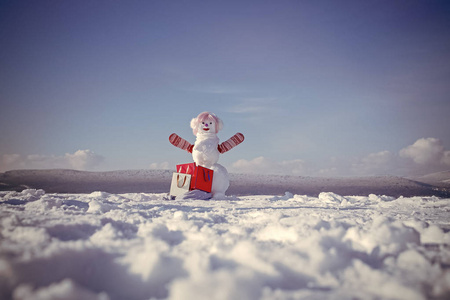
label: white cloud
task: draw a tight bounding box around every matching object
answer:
[351,151,397,176]
[230,138,450,177]
[0,150,104,172]
[229,156,309,175]
[351,138,450,176]
[442,151,450,166]
[399,137,450,166]
[2,154,21,166]
[149,162,170,170]
[66,150,104,170]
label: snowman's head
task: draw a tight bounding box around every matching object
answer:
[191,111,223,136]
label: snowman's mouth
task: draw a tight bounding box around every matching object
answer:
[203,128,210,131]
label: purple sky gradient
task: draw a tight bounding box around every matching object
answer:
[1,0,449,176]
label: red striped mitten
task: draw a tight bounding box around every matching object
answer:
[169,133,194,153]
[218,133,245,154]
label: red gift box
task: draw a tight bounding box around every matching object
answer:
[176,163,214,193]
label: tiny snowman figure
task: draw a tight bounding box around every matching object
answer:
[169,112,244,199]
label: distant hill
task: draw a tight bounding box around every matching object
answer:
[1,169,449,197]
[227,173,449,197]
[411,170,450,187]
[0,169,172,194]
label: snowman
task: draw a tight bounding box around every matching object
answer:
[169,112,244,198]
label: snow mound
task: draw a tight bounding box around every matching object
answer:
[1,190,450,300]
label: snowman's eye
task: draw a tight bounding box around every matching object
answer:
[209,122,212,124]
[202,122,204,124]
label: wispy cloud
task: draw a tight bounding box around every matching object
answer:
[227,98,278,114]
[182,83,288,118]
[182,84,247,95]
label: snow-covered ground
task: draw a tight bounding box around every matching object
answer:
[1,188,450,300]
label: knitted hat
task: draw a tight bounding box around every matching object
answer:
[190,112,223,135]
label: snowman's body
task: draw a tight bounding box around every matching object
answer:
[191,119,229,198]
[192,133,220,168]
[169,111,244,199]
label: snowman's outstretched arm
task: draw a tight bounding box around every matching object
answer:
[169,133,194,153]
[218,133,245,154]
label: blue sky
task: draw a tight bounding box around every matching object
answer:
[1,0,449,176]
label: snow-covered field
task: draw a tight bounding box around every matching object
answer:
[1,188,450,300]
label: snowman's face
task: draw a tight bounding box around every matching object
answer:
[198,119,216,134]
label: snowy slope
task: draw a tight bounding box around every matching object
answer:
[412,170,450,187]
[1,189,450,300]
[1,169,449,197]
